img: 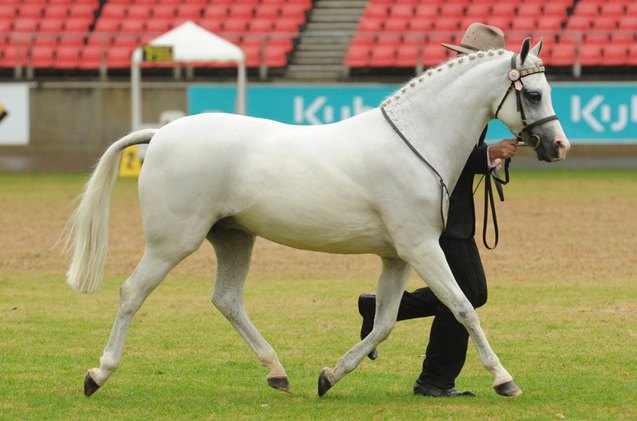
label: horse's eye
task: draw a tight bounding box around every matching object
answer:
[525,91,542,102]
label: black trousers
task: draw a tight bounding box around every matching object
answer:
[398,237,487,389]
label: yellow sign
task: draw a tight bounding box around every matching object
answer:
[119,145,142,177]
[142,45,174,62]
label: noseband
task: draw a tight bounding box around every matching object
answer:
[494,54,558,149]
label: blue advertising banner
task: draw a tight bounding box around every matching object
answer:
[188,83,637,144]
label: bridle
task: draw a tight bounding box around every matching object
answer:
[494,53,558,150]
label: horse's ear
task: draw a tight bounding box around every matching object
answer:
[519,37,531,65]
[530,38,543,58]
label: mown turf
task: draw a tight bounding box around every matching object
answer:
[1,170,635,420]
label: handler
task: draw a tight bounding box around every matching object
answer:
[357,23,519,397]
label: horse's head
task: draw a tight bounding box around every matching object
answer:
[493,38,570,162]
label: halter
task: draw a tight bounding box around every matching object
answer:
[494,54,558,149]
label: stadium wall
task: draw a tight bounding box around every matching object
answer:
[1,81,636,172]
[0,82,185,172]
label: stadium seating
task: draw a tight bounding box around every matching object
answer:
[0,0,310,75]
[346,0,634,72]
[0,0,635,77]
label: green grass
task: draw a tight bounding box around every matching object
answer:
[1,171,636,420]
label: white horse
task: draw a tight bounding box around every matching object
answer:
[66,38,569,398]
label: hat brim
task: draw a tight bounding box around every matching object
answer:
[440,43,479,55]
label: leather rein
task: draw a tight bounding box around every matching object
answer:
[485,54,558,249]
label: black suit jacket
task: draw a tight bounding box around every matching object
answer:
[441,128,489,240]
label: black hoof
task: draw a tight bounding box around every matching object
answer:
[494,380,522,397]
[368,348,378,360]
[268,376,291,393]
[84,372,101,397]
[318,370,332,397]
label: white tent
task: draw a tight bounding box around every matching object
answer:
[130,21,246,131]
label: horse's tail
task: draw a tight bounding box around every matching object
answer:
[64,129,157,293]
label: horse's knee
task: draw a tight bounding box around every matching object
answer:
[372,319,395,341]
[454,303,478,326]
[211,291,238,315]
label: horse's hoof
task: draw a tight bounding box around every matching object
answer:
[318,369,333,397]
[494,380,522,397]
[84,372,101,397]
[268,376,291,393]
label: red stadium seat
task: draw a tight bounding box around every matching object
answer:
[54,45,82,69]
[409,19,434,34]
[364,4,388,19]
[40,18,65,34]
[19,4,45,19]
[593,17,618,31]
[536,16,563,32]
[600,3,626,17]
[579,44,602,66]
[369,45,395,67]
[345,47,370,68]
[566,16,592,31]
[435,17,459,32]
[263,45,288,68]
[602,45,628,66]
[102,4,126,19]
[384,18,409,33]
[518,16,538,32]
[70,4,96,19]
[585,33,609,46]
[250,18,274,33]
[573,2,599,17]
[107,46,133,69]
[491,3,517,18]
[439,3,464,17]
[518,4,542,18]
[628,45,637,66]
[549,44,576,66]
[465,4,490,21]
[30,45,55,68]
[147,19,173,34]
[358,18,383,34]
[618,16,637,32]
[0,5,17,19]
[79,46,104,70]
[414,4,438,19]
[13,18,39,33]
[396,45,419,67]
[65,17,92,34]
[543,4,568,20]
[177,5,203,20]
[422,47,448,67]
[389,4,413,18]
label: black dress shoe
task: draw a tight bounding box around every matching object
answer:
[357,293,378,360]
[413,380,476,397]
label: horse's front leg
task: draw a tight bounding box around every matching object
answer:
[318,257,411,396]
[400,239,522,397]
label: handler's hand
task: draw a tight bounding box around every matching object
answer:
[489,138,518,161]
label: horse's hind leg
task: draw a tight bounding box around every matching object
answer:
[208,227,290,392]
[84,248,185,396]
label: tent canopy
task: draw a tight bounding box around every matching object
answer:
[148,21,245,63]
[131,21,246,131]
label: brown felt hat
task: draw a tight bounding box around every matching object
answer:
[441,22,506,54]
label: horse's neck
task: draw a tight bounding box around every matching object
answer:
[383,52,509,190]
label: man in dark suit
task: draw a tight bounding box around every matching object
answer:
[358,23,519,397]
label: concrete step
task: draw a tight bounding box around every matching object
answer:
[294,50,345,58]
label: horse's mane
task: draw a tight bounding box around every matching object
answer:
[383,49,543,107]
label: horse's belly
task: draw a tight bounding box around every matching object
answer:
[221,214,396,256]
